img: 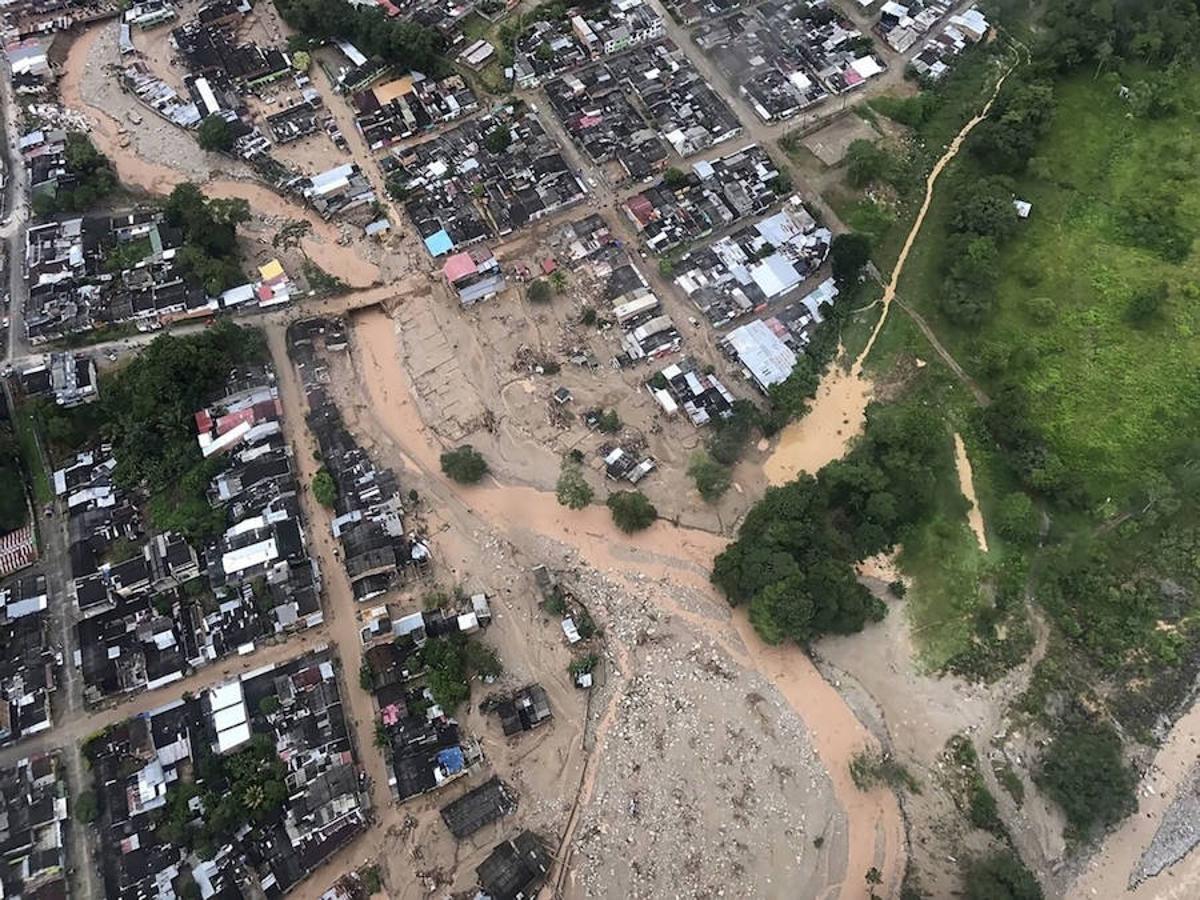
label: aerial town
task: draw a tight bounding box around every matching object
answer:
[0,1,1198,900]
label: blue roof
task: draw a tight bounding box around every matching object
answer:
[437,746,465,774]
[424,230,454,257]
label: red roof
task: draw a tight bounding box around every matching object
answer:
[626,194,654,227]
[541,257,557,274]
[215,408,255,435]
[442,251,478,284]
[194,409,213,434]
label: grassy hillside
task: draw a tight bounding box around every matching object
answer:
[905,72,1200,500]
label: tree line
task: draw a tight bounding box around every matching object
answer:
[275,0,445,76]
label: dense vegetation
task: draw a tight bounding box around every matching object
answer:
[713,397,952,643]
[32,132,117,216]
[89,322,268,540]
[165,183,251,295]
[0,427,29,533]
[1035,716,1136,839]
[275,0,444,75]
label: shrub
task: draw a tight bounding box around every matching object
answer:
[596,409,621,433]
[607,491,657,533]
[441,446,489,484]
[527,279,552,303]
[995,493,1039,544]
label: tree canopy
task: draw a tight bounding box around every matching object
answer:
[440,446,489,484]
[197,115,234,152]
[556,458,594,509]
[274,0,445,75]
[607,490,656,533]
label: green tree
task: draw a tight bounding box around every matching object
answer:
[845,139,889,188]
[74,790,98,824]
[292,50,311,71]
[484,124,512,153]
[831,232,872,289]
[1036,719,1136,837]
[312,468,337,506]
[963,851,1043,900]
[197,115,234,153]
[607,490,657,533]
[995,493,1038,544]
[527,279,552,303]
[440,446,489,484]
[1126,281,1168,326]
[663,166,688,188]
[688,451,731,502]
[556,458,594,509]
[596,409,621,433]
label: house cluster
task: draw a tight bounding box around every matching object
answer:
[0,575,55,745]
[512,0,663,89]
[910,6,990,80]
[543,53,669,181]
[23,209,295,344]
[647,357,736,427]
[546,38,739,175]
[0,0,120,41]
[556,214,681,364]
[475,831,552,900]
[21,126,94,211]
[87,647,368,899]
[351,70,479,151]
[875,0,954,53]
[288,318,432,602]
[694,0,886,122]
[623,144,784,255]
[345,0,476,46]
[19,351,98,408]
[0,753,70,898]
[358,601,489,802]
[384,103,585,257]
[721,276,839,392]
[672,198,832,326]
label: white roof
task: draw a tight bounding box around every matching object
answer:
[221,537,278,575]
[850,56,885,79]
[749,253,801,298]
[725,319,798,388]
[216,721,251,754]
[209,681,244,712]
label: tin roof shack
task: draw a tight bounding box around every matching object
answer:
[0,575,55,744]
[672,199,831,326]
[49,351,97,407]
[87,647,367,899]
[623,144,785,256]
[475,830,551,900]
[440,776,516,838]
[0,753,70,897]
[171,16,291,93]
[442,245,507,306]
[383,102,585,257]
[4,0,122,41]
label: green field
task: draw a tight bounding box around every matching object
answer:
[900,72,1200,500]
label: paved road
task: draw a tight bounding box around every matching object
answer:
[0,48,29,365]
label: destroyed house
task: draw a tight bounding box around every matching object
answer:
[171,21,291,91]
[440,776,516,839]
[352,72,478,150]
